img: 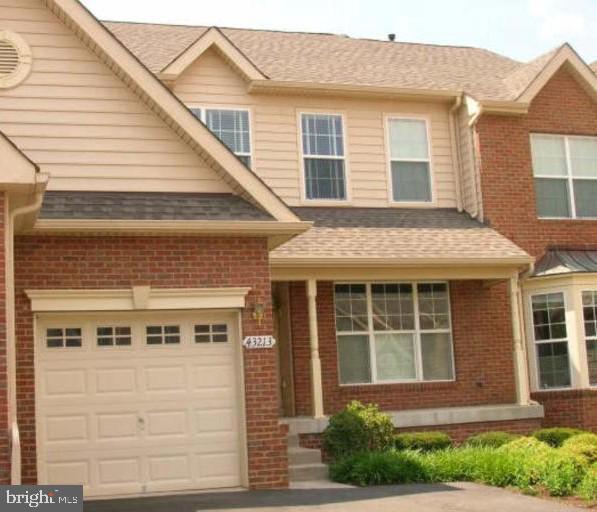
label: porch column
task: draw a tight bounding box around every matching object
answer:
[307,279,324,418]
[510,274,531,405]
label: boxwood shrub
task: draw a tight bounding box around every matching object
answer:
[532,427,585,447]
[561,433,597,465]
[465,431,520,448]
[322,401,394,460]
[394,432,452,452]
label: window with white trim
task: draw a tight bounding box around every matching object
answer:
[97,326,132,346]
[190,108,252,167]
[301,113,346,200]
[582,290,597,386]
[530,292,571,389]
[334,282,454,384]
[387,118,432,202]
[531,134,597,218]
[46,328,82,348]
[194,323,228,343]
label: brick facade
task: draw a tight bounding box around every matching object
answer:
[477,66,597,430]
[289,279,517,416]
[13,235,287,489]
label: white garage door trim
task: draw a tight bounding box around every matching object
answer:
[34,309,248,499]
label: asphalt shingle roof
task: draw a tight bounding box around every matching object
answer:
[102,21,567,101]
[271,208,530,262]
[39,191,274,221]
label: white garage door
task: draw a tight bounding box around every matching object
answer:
[35,310,244,499]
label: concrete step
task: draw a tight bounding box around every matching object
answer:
[288,446,322,465]
[289,463,329,482]
[287,433,300,448]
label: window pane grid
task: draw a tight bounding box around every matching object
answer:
[531,292,571,389]
[301,114,346,200]
[46,327,82,348]
[334,282,454,384]
[194,323,228,343]
[582,291,597,386]
[97,326,132,347]
[146,325,181,345]
[532,134,597,218]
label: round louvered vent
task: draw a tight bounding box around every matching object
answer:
[0,31,32,89]
[0,39,20,77]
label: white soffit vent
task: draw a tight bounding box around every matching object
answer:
[0,31,32,89]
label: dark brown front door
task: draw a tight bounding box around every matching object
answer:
[273,282,295,417]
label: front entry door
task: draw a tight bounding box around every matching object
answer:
[273,283,295,417]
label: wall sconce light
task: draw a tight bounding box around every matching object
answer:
[252,303,265,326]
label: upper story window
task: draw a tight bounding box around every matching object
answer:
[300,113,347,201]
[387,118,432,203]
[334,282,454,385]
[531,134,597,219]
[191,108,252,167]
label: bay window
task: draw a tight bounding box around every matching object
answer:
[530,292,571,389]
[334,282,454,385]
[583,291,597,385]
[190,108,252,167]
[301,113,347,200]
[387,117,432,202]
[531,134,597,218]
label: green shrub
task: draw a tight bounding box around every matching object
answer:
[532,427,585,447]
[394,431,452,452]
[576,465,597,502]
[561,433,597,465]
[329,450,427,486]
[465,431,520,448]
[322,401,394,460]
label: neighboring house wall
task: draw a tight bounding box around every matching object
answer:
[172,48,460,208]
[14,235,287,489]
[288,280,517,416]
[0,0,231,194]
[477,66,597,259]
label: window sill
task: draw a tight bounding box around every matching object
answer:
[338,379,456,388]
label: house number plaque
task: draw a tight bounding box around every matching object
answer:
[243,335,276,349]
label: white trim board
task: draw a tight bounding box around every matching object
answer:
[26,286,251,312]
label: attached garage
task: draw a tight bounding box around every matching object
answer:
[34,309,246,499]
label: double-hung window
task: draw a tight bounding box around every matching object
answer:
[334,282,454,384]
[387,118,432,202]
[530,292,571,389]
[582,291,597,386]
[531,134,597,218]
[191,108,252,167]
[301,113,347,200]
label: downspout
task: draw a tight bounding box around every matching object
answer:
[448,95,464,212]
[467,106,483,220]
[7,176,47,484]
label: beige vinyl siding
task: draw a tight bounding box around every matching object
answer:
[174,48,459,207]
[0,0,232,193]
[457,105,479,215]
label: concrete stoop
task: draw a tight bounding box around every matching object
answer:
[287,433,329,482]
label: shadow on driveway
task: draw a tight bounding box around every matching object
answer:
[84,483,458,511]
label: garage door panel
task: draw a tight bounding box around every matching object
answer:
[37,311,243,498]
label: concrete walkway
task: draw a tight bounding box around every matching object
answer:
[84,482,584,511]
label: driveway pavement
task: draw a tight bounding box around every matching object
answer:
[84,482,583,511]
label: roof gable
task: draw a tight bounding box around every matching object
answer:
[45,0,299,223]
[159,26,266,82]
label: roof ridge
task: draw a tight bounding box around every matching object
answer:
[101,19,518,59]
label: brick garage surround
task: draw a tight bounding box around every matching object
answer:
[13,235,288,489]
[289,280,517,417]
[476,66,597,429]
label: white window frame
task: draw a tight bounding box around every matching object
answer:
[528,290,573,391]
[298,110,351,204]
[531,133,597,220]
[189,105,253,167]
[384,114,436,206]
[334,281,455,386]
[581,289,597,388]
